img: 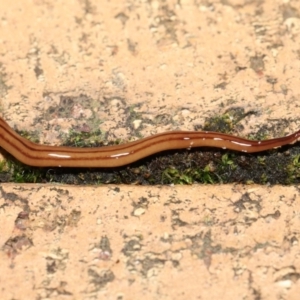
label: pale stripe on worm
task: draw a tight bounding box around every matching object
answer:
[0,117,299,168]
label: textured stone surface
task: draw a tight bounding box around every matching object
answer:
[1,0,300,140]
[1,184,300,299]
[1,0,300,299]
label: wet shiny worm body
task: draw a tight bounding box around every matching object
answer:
[0,117,299,168]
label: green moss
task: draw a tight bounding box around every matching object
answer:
[203,114,233,133]
[161,164,218,185]
[162,167,194,185]
[260,173,268,184]
[63,128,107,147]
[285,154,300,184]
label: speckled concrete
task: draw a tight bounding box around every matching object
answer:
[1,184,300,299]
[1,0,300,299]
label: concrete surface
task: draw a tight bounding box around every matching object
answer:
[1,0,300,299]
